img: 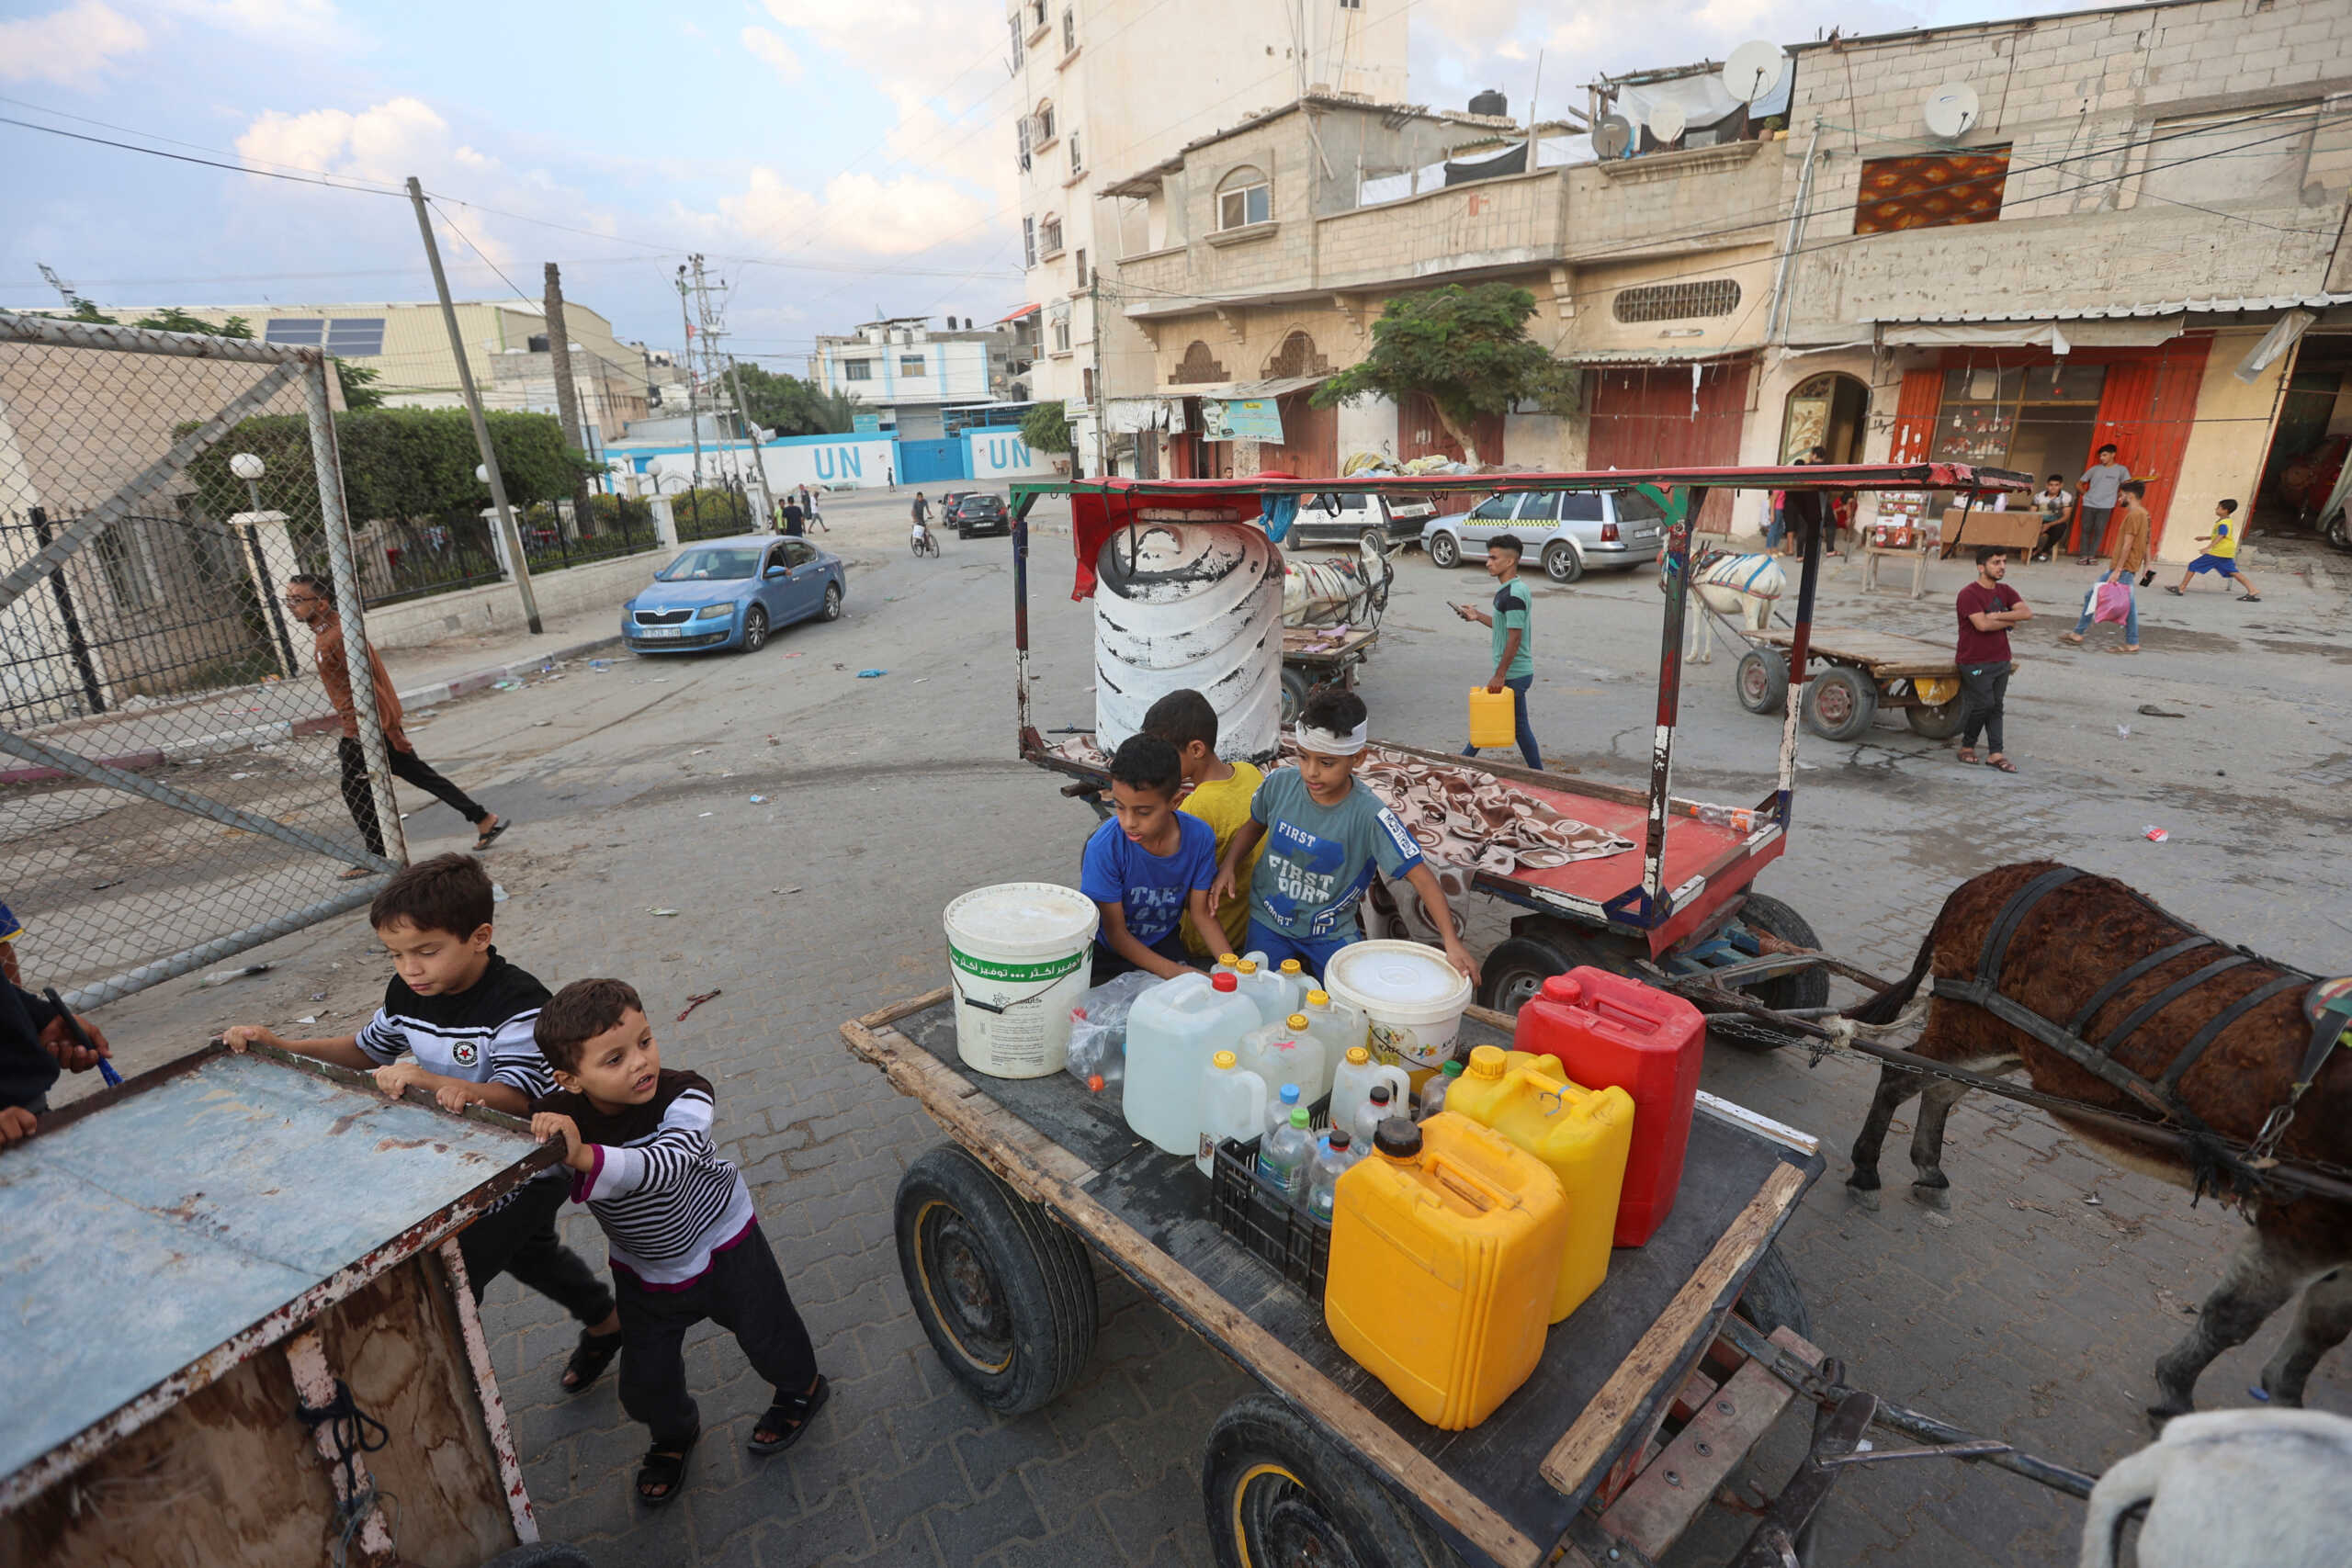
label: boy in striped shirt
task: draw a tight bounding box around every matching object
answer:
[531,978,825,1507]
[224,853,622,1392]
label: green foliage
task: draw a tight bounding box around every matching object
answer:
[334,360,388,410]
[30,296,119,324]
[1019,400,1077,455]
[667,487,755,539]
[1310,284,1578,464]
[729,362,859,435]
[130,308,254,338]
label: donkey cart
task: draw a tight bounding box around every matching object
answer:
[1730,626,1966,744]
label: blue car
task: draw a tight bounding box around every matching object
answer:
[621,535,846,654]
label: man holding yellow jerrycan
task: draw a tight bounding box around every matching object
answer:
[1456,533,1544,771]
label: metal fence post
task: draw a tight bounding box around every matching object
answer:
[28,506,104,716]
[304,357,407,872]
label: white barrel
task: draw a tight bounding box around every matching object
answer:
[944,883,1099,1078]
[1094,520,1283,761]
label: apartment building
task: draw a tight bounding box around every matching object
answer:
[808,316,1014,437]
[1009,0,1408,470]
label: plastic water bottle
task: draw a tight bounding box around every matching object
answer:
[1265,1081,1303,1141]
[1198,1050,1268,1178]
[1418,1058,1465,1121]
[1257,1106,1314,1201]
[1306,1127,1357,1218]
[1352,1083,1397,1150]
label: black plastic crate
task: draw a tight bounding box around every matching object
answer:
[1209,1132,1333,1297]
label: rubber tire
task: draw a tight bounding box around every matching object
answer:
[1802,664,1878,742]
[1361,527,1388,555]
[738,605,768,654]
[481,1547,595,1568]
[820,583,842,622]
[1905,696,1965,739]
[1427,531,1462,569]
[2327,512,2352,552]
[1279,666,1312,729]
[1733,1242,1813,1342]
[894,1144,1097,1416]
[1204,1394,1464,1568]
[1735,890,1832,1029]
[1476,927,1639,1014]
[1543,540,1584,583]
[1735,649,1789,716]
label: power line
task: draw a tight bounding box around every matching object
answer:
[0,115,402,196]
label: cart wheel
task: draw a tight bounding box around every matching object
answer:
[1279,667,1312,728]
[1204,1395,1464,1568]
[1733,1242,1813,1342]
[1725,893,1831,1049]
[481,1546,594,1568]
[1801,666,1878,742]
[894,1144,1097,1416]
[1477,929,1636,1013]
[1735,649,1788,716]
[1905,696,1965,739]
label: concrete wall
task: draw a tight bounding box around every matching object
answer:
[362,548,667,651]
[2171,326,2291,558]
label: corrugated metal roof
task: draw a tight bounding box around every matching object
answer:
[1867,294,2352,324]
[1562,347,1757,365]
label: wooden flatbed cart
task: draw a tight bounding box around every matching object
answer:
[1281,622,1378,727]
[844,994,2084,1568]
[1731,627,1965,744]
[2,1044,585,1568]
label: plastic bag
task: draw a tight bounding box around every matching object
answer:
[2093,580,2132,625]
[1065,970,1161,1092]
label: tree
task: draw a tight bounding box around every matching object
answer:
[1019,401,1076,457]
[729,362,858,436]
[131,308,254,338]
[1310,283,1578,465]
[334,360,388,410]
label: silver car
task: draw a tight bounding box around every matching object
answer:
[1421,489,1668,582]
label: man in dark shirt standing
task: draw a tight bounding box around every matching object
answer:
[1954,547,2031,773]
[778,498,805,537]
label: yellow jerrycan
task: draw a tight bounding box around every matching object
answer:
[1442,1044,1634,1323]
[1466,686,1516,750]
[1324,1114,1568,1430]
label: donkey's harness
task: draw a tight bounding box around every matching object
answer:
[1930,866,2346,1182]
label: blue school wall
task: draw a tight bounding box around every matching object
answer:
[616,433,947,491]
[966,430,1064,482]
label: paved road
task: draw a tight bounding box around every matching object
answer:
[58,491,2352,1567]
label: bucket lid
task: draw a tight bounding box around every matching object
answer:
[943,882,1099,958]
[1323,941,1473,1023]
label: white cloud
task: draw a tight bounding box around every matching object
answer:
[235,96,454,183]
[741,25,802,83]
[697,164,994,260]
[156,0,349,46]
[0,1,148,85]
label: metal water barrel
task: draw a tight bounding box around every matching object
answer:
[1094,513,1283,761]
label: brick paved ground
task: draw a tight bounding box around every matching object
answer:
[59,495,2352,1566]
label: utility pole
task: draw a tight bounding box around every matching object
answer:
[407,176,541,635]
[1088,273,1109,477]
[543,263,600,544]
[675,265,705,533]
[726,353,776,518]
[686,255,751,513]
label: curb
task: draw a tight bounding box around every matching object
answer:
[1,632,628,787]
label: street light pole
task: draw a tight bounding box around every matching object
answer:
[406,175,542,634]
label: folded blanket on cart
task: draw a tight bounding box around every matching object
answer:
[1042,734,1634,876]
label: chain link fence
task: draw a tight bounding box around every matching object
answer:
[0,311,405,1009]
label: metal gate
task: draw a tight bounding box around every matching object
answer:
[895,437,968,484]
[0,312,405,1010]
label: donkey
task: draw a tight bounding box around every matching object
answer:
[1845,861,2351,1420]
[1659,548,1785,664]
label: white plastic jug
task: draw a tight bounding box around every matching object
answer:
[1124,971,1259,1157]
[1274,957,1311,1013]
[1352,1083,1402,1150]
[1329,1046,1412,1147]
[1300,988,1366,1065]
[1230,957,1297,1028]
[1197,1051,1268,1177]
[1238,1018,1329,1114]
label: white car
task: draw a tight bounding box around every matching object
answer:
[1421,490,1669,582]
[1287,491,1437,551]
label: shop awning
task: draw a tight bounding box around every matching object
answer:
[1560,348,1756,365]
[1151,374,1329,401]
[1872,319,2185,351]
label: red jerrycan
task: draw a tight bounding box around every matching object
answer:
[1510,966,1704,1247]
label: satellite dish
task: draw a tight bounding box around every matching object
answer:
[1722,40,1786,104]
[1645,100,1688,144]
[1593,114,1634,159]
[1923,83,1981,140]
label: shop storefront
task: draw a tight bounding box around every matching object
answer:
[1582,355,1753,531]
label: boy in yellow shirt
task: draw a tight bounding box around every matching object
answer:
[2165,497,2260,603]
[1142,689,1264,960]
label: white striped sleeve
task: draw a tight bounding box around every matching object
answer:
[354,1007,406,1065]
[582,1088,716,1201]
[483,1009,553,1098]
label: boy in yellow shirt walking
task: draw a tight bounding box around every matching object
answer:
[2165,498,2260,603]
[1142,689,1263,960]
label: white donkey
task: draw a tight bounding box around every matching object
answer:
[2079,1408,2352,1568]
[1659,549,1787,663]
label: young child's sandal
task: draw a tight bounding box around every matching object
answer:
[749,1375,831,1456]
[560,1326,622,1394]
[637,1427,699,1506]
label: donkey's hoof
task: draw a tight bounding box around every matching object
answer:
[1909,1182,1952,1212]
[1846,1167,1882,1192]
[1848,1186,1882,1211]
[2145,1401,2191,1431]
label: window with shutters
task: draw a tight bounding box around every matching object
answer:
[1023,217,1037,267]
[1040,215,1064,255]
[1069,130,1083,175]
[1009,12,1023,66]
[1611,278,1741,322]
[1035,100,1056,146]
[1063,6,1076,52]
[1075,249,1089,288]
[842,359,873,382]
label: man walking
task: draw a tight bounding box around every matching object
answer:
[285,574,505,878]
[1453,533,1543,770]
[778,495,806,537]
[1954,547,2030,773]
[2077,444,2131,564]
[2061,479,2149,653]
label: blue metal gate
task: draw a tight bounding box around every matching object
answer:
[895,437,967,485]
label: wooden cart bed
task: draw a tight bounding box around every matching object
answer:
[1753,626,1955,679]
[843,992,1823,1568]
[1283,625,1379,663]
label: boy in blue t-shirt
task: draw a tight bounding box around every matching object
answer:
[1210,690,1479,985]
[1080,735,1223,984]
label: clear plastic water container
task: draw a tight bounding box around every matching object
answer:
[1197,1050,1268,1178]
[1329,1046,1411,1148]
[1123,971,1259,1157]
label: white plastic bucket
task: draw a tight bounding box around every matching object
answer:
[1320,941,1473,1078]
[944,884,1100,1078]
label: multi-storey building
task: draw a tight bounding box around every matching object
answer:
[807,316,1014,439]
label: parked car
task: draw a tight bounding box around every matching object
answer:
[951,491,1012,538]
[621,534,844,654]
[1289,491,1437,551]
[1421,489,1668,582]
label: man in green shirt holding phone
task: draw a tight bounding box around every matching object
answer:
[1453,532,1543,770]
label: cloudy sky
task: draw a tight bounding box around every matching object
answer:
[3,0,2077,372]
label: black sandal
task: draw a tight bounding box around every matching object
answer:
[748,1375,830,1456]
[473,816,510,850]
[637,1427,698,1506]
[560,1327,621,1393]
